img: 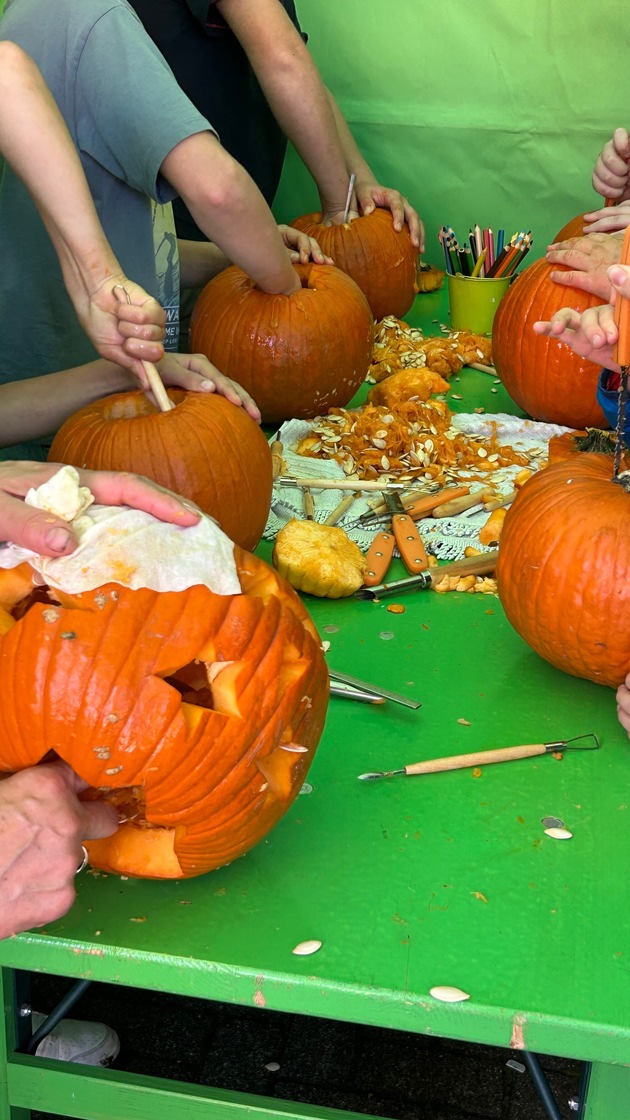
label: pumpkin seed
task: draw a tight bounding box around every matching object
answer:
[372,438,387,449]
[292,939,322,956]
[541,816,564,828]
[265,1062,281,1072]
[280,744,308,753]
[544,827,573,840]
[299,782,314,795]
[429,985,470,1003]
[477,448,488,458]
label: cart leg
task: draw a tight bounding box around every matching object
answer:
[583,1061,630,1119]
[0,969,31,1120]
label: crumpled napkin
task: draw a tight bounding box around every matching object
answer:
[0,466,241,596]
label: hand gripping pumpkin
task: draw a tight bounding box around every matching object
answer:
[496,454,630,687]
[49,391,272,552]
[290,208,418,321]
[0,548,329,879]
[492,258,607,429]
[190,261,374,424]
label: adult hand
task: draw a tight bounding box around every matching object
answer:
[617,673,630,737]
[157,353,261,422]
[0,462,202,556]
[276,224,332,265]
[592,128,630,201]
[546,233,625,301]
[0,760,117,940]
[76,275,167,385]
[582,200,630,234]
[353,178,424,252]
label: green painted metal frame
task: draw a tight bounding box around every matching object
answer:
[1,290,629,1118]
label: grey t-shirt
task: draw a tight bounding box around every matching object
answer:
[0,0,214,380]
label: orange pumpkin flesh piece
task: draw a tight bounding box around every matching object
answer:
[190,261,375,424]
[290,208,418,322]
[497,454,630,687]
[492,258,607,430]
[49,391,272,552]
[0,548,329,879]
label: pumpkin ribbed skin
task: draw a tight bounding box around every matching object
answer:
[0,548,329,879]
[290,208,418,321]
[190,262,374,424]
[496,455,630,687]
[49,391,272,551]
[492,259,607,428]
[553,213,588,242]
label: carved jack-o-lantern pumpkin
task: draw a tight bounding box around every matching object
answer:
[0,548,329,879]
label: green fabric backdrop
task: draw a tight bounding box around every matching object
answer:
[273,0,630,265]
[1,0,627,265]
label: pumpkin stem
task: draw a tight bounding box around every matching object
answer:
[575,428,617,454]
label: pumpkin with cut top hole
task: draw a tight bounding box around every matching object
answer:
[0,549,329,879]
[496,454,630,687]
[290,208,418,321]
[492,258,607,428]
[190,262,374,424]
[49,391,271,551]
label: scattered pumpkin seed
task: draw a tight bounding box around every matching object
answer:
[322,625,340,634]
[299,782,314,795]
[541,816,564,829]
[292,939,322,956]
[457,718,472,726]
[265,1062,281,1072]
[378,631,395,640]
[429,985,470,1003]
[544,827,573,840]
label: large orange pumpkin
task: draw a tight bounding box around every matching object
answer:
[49,391,272,552]
[496,454,630,687]
[553,213,588,242]
[190,262,374,424]
[0,548,329,879]
[492,259,607,428]
[290,208,418,321]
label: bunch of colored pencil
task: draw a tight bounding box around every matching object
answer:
[439,225,532,278]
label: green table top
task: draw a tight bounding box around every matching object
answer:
[2,290,629,1068]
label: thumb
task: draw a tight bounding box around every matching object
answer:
[0,493,77,556]
[608,264,630,294]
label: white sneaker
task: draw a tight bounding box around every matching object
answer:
[31,1012,120,1065]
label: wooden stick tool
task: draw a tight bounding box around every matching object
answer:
[358,733,600,780]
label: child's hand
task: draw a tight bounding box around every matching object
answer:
[546,232,625,300]
[77,276,166,379]
[277,224,332,265]
[533,303,618,367]
[617,673,630,737]
[156,353,261,423]
[592,128,630,200]
[354,178,425,251]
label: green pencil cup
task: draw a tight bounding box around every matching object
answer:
[446,273,512,335]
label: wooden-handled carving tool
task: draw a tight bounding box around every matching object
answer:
[324,491,361,527]
[613,224,630,477]
[271,435,285,481]
[431,489,494,518]
[355,549,498,600]
[303,487,315,520]
[360,485,470,525]
[357,733,600,780]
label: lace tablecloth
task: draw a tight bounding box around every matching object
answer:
[264,414,570,560]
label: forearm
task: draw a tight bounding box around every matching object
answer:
[162,133,298,294]
[0,362,133,447]
[325,90,374,183]
[216,0,349,211]
[0,44,121,310]
[178,240,231,289]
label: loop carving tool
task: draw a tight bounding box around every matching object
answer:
[358,732,600,780]
[612,223,630,478]
[363,491,428,587]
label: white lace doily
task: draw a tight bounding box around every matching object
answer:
[265,414,570,561]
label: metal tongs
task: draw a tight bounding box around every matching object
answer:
[329,668,421,710]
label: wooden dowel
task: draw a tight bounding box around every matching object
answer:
[468,362,497,375]
[324,492,361,526]
[279,477,407,493]
[143,361,174,412]
[404,742,548,776]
